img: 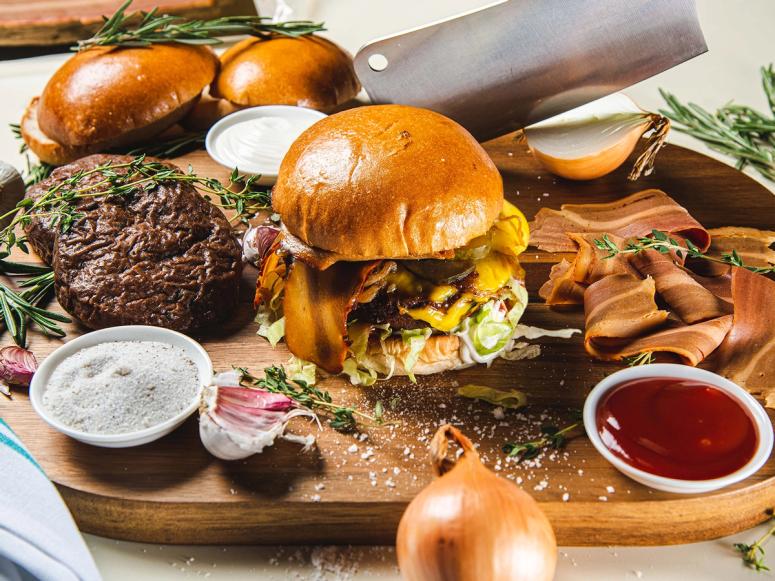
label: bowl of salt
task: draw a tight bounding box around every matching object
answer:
[30,326,212,448]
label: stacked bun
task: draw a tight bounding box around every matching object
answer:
[21,44,218,164]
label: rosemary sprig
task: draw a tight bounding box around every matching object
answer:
[735,512,775,572]
[237,365,384,432]
[0,261,70,347]
[594,230,775,275]
[624,351,654,367]
[0,155,271,255]
[74,0,325,51]
[660,64,775,182]
[503,420,581,462]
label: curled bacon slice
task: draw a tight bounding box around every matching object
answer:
[631,250,732,324]
[529,189,710,253]
[539,233,638,305]
[712,267,775,403]
[584,274,669,357]
[283,259,380,373]
[538,259,586,305]
[601,316,733,365]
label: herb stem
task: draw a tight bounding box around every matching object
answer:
[735,514,775,571]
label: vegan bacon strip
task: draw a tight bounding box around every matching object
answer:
[604,316,733,366]
[529,189,710,253]
[284,259,380,373]
[712,268,775,404]
[539,233,637,305]
[631,250,732,324]
[583,274,669,359]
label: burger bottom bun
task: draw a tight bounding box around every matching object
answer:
[359,334,472,377]
[22,95,201,166]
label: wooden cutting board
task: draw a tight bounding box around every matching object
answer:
[1,139,774,546]
[0,0,257,47]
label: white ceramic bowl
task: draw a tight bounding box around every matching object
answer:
[30,326,212,448]
[205,105,327,185]
[583,364,773,494]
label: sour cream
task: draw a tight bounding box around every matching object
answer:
[206,106,327,184]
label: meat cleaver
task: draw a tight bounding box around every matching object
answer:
[353,0,706,141]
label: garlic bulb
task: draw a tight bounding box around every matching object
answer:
[0,162,25,229]
[397,425,557,581]
[523,93,670,181]
[242,224,280,266]
[199,371,315,460]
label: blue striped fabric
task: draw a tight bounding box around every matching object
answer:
[0,419,42,473]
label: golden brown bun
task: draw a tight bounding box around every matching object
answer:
[36,44,218,147]
[21,97,97,165]
[273,105,503,259]
[360,334,469,376]
[212,36,360,112]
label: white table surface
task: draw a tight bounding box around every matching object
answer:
[2,0,774,579]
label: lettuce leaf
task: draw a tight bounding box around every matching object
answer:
[286,356,317,385]
[400,327,432,382]
[256,312,285,347]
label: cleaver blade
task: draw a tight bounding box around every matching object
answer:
[353,0,706,142]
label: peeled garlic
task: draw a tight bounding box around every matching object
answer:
[523,93,670,181]
[199,371,315,460]
[397,425,557,581]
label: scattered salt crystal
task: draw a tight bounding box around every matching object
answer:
[393,467,401,475]
[606,486,615,494]
[385,478,396,488]
[311,494,321,502]
[361,447,374,460]
[562,493,570,502]
[403,447,411,456]
[492,407,505,420]
[315,483,325,491]
[347,444,358,454]
[598,496,608,502]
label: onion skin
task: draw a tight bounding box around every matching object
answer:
[529,124,645,181]
[397,425,557,581]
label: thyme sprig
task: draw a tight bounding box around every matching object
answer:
[237,365,384,432]
[660,64,775,182]
[0,261,69,347]
[74,0,325,51]
[624,351,654,367]
[735,512,775,572]
[594,229,775,275]
[126,130,206,158]
[0,156,270,255]
[503,420,581,462]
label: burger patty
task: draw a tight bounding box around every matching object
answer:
[349,269,479,331]
[24,154,242,332]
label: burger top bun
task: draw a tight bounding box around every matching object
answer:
[273,105,503,261]
[36,44,218,148]
[212,36,360,112]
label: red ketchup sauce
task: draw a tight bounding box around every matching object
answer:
[596,377,757,480]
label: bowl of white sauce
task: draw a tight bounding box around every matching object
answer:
[205,105,328,185]
[29,326,212,448]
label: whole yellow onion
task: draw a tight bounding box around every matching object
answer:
[397,424,557,581]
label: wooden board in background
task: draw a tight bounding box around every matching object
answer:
[1,139,774,546]
[0,0,257,47]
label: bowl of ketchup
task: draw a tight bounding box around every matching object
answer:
[583,364,773,494]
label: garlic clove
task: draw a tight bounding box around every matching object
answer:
[198,372,315,460]
[0,346,37,387]
[242,224,280,266]
[524,93,669,181]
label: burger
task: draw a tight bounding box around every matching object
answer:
[254,104,529,384]
[20,44,218,165]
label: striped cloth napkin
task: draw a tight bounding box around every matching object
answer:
[0,419,101,581]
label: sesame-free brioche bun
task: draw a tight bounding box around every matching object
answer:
[213,36,359,112]
[24,44,217,161]
[273,105,503,260]
[361,334,469,377]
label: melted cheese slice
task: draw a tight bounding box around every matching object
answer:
[393,204,529,332]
